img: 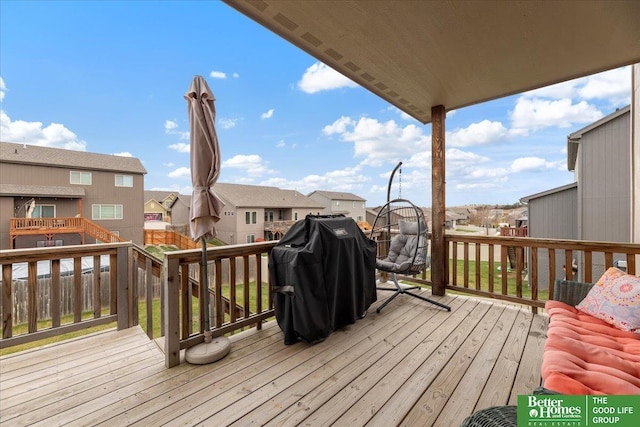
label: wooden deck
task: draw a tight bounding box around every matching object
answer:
[0,291,548,426]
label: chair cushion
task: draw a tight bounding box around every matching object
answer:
[576,267,640,332]
[376,234,427,272]
[542,300,640,394]
[399,219,424,235]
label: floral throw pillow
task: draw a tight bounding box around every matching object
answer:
[576,267,640,332]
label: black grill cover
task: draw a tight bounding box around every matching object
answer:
[269,215,377,344]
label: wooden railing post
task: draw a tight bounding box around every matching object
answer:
[164,256,181,368]
[116,246,129,330]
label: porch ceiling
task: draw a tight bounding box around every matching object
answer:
[223,0,640,124]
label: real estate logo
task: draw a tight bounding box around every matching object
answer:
[520,395,583,425]
[518,395,640,427]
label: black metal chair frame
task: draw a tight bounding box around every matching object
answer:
[370,198,451,313]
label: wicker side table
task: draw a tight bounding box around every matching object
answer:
[460,405,517,427]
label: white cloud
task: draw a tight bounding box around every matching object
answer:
[523,66,630,105]
[523,79,579,100]
[509,157,547,173]
[297,62,358,94]
[261,109,274,119]
[579,67,631,105]
[210,70,226,79]
[168,166,190,178]
[0,110,87,151]
[323,116,429,167]
[447,120,508,147]
[510,97,602,136]
[169,142,190,153]
[0,77,6,102]
[510,66,630,136]
[163,162,175,168]
[218,117,238,129]
[276,140,285,148]
[509,156,563,173]
[261,165,368,195]
[164,119,189,140]
[323,116,355,135]
[446,148,490,171]
[113,152,133,157]
[222,154,275,176]
[164,120,178,131]
[232,72,240,78]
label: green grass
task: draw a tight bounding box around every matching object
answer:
[448,259,549,301]
[452,227,481,233]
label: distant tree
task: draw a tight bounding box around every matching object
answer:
[469,205,492,227]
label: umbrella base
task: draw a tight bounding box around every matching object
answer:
[185,333,230,365]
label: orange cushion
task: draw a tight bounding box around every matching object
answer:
[542,301,640,395]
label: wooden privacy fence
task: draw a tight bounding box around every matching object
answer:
[6,269,163,325]
[144,230,200,249]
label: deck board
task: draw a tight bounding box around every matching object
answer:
[0,291,548,427]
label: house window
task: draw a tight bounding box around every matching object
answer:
[294,212,298,220]
[32,205,55,218]
[115,175,133,187]
[92,204,123,220]
[70,171,92,185]
[353,201,356,208]
[245,211,257,224]
[335,201,340,206]
[246,234,255,243]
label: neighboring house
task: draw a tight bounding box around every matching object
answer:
[307,190,367,222]
[0,141,146,249]
[521,106,631,286]
[449,207,472,226]
[143,191,191,232]
[213,183,325,244]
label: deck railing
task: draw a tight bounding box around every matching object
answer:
[2,235,638,367]
[9,217,125,246]
[0,242,166,350]
[400,235,640,313]
[0,243,132,348]
[163,241,277,367]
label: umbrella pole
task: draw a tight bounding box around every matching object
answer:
[184,237,230,364]
[201,237,211,338]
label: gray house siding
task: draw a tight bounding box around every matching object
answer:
[575,109,631,280]
[523,106,631,285]
[524,184,577,289]
[577,111,631,243]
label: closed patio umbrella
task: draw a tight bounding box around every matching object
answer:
[184,75,228,364]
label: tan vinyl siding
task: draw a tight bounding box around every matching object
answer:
[1,142,146,247]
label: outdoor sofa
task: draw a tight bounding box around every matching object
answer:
[541,268,640,395]
[462,267,640,427]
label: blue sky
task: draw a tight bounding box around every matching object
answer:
[0,1,632,208]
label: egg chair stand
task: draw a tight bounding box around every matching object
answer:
[371,198,451,313]
[370,162,450,313]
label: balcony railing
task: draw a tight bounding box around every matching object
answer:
[163,241,277,367]
[9,217,125,247]
[2,235,638,368]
